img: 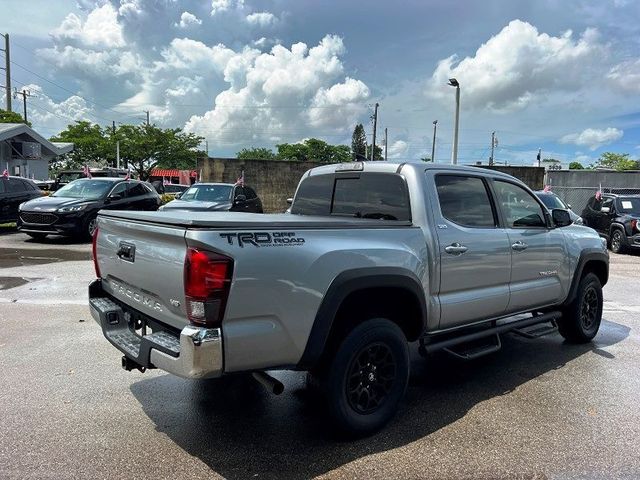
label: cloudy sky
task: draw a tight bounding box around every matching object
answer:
[1,0,639,165]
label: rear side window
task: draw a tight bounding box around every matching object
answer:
[435,175,496,227]
[7,179,26,193]
[291,173,411,221]
[128,182,147,197]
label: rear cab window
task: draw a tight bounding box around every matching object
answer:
[291,172,411,221]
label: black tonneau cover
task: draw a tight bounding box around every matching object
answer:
[97,210,413,229]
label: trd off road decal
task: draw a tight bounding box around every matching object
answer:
[220,231,305,248]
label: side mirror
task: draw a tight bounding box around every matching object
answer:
[286,197,293,206]
[234,194,247,204]
[601,206,611,213]
[566,204,572,210]
[175,192,182,199]
[552,209,572,227]
[108,193,123,202]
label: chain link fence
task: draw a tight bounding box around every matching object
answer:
[550,186,640,217]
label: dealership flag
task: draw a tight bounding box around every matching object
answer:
[236,169,245,186]
[2,169,8,178]
[82,165,92,178]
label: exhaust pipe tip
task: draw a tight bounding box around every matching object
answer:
[252,371,284,395]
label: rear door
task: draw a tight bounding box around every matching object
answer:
[492,180,569,312]
[433,174,512,328]
[0,179,8,222]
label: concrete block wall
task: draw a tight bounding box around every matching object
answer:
[200,158,548,213]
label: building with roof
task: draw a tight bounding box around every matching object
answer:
[0,123,73,180]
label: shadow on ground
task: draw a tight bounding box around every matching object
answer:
[130,319,629,480]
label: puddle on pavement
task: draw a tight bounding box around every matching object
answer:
[0,248,91,268]
[0,276,42,290]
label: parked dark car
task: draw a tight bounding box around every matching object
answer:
[534,191,583,225]
[17,177,161,240]
[581,194,640,253]
[159,183,263,213]
[0,176,44,224]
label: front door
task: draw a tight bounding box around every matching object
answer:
[432,174,512,329]
[492,180,569,312]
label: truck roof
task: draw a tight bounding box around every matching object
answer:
[305,161,520,182]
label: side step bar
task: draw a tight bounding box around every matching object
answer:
[419,311,562,359]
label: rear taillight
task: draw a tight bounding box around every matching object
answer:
[92,227,101,278]
[184,248,233,327]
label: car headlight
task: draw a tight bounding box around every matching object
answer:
[58,204,88,213]
[158,205,165,211]
[574,216,584,225]
[18,202,26,212]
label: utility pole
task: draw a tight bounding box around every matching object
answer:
[144,110,150,125]
[384,127,388,161]
[0,33,11,111]
[370,102,379,161]
[448,78,460,165]
[431,120,438,162]
[14,89,32,123]
[489,131,496,166]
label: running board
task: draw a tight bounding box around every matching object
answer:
[511,319,558,339]
[419,311,562,358]
[442,334,501,360]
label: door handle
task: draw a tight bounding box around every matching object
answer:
[511,241,528,251]
[445,243,468,255]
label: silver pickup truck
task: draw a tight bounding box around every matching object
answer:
[89,161,608,435]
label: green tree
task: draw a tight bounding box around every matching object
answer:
[595,152,639,171]
[351,123,367,160]
[366,144,384,161]
[236,147,277,160]
[569,161,584,170]
[0,109,30,126]
[49,121,110,173]
[276,138,351,163]
[116,124,204,179]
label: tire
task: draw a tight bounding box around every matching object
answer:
[26,232,47,240]
[324,318,409,437]
[85,216,98,239]
[610,229,626,254]
[558,273,603,343]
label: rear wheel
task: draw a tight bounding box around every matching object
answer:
[558,273,603,343]
[610,229,626,254]
[323,318,409,436]
[26,232,47,240]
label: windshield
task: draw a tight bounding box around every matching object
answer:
[537,193,567,210]
[57,172,84,183]
[180,185,233,202]
[52,179,114,200]
[617,197,640,214]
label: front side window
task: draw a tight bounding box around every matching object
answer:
[435,175,496,228]
[494,181,547,228]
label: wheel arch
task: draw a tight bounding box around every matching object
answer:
[563,250,609,307]
[297,267,427,370]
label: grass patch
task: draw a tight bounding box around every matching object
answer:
[0,222,17,228]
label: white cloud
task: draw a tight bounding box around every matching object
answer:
[245,12,276,27]
[51,3,125,48]
[560,127,623,150]
[176,11,202,29]
[211,0,243,16]
[607,59,640,93]
[426,20,606,112]
[184,35,370,145]
[16,84,93,134]
[387,140,409,159]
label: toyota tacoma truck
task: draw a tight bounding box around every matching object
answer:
[89,162,608,435]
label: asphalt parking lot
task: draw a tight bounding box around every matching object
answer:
[1,228,639,479]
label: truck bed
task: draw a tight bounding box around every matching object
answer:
[97,210,412,229]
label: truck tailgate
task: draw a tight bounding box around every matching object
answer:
[96,215,189,330]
